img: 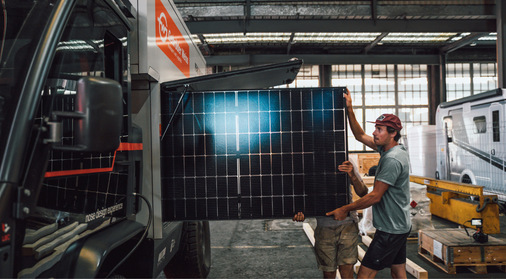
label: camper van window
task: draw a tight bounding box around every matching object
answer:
[473,116,486,134]
[443,116,453,140]
[493,110,500,142]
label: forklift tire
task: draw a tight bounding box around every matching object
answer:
[164,221,211,278]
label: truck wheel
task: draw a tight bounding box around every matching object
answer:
[164,221,211,278]
[462,174,472,184]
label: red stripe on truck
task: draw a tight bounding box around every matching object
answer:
[44,142,143,178]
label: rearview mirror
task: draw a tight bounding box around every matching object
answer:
[53,77,123,152]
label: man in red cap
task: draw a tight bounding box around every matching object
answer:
[326,89,411,279]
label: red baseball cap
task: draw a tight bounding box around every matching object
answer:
[367,114,403,131]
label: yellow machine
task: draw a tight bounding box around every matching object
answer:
[410,175,500,234]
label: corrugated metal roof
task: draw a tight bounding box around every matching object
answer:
[175,0,498,65]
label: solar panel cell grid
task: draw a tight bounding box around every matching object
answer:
[161,87,349,220]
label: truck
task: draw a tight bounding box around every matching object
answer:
[435,88,506,203]
[0,0,304,277]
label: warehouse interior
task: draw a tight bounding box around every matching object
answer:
[171,1,497,129]
[167,1,506,278]
[3,1,506,278]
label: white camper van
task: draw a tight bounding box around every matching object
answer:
[436,89,506,202]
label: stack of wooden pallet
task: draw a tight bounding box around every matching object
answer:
[418,228,506,274]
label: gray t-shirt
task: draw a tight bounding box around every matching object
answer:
[373,144,411,234]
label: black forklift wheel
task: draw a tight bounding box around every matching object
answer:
[164,221,211,278]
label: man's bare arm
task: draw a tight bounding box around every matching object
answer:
[344,89,377,151]
[326,180,389,220]
[338,161,368,197]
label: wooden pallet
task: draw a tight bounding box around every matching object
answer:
[418,228,506,274]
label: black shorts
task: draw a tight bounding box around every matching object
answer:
[361,228,411,271]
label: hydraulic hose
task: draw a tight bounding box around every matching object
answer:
[475,196,496,212]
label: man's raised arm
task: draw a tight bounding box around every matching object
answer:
[344,89,377,151]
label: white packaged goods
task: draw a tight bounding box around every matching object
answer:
[406,125,437,178]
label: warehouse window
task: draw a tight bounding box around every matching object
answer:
[446,62,497,102]
[364,64,395,106]
[398,64,428,106]
[332,64,362,106]
[284,65,319,88]
[332,64,429,152]
[473,63,496,94]
[446,63,471,101]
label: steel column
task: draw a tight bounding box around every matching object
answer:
[318,65,332,87]
[497,0,506,88]
[427,64,441,125]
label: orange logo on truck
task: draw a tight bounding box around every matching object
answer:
[155,0,190,77]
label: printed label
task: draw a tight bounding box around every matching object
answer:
[85,203,124,222]
[433,239,443,259]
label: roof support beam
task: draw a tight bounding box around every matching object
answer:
[439,33,488,54]
[243,0,251,35]
[197,34,211,55]
[287,32,295,55]
[364,32,388,54]
[371,0,378,25]
[186,19,496,34]
[205,54,441,66]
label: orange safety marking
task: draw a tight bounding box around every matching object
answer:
[44,142,143,178]
[118,142,143,151]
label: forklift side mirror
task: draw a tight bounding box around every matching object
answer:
[53,77,123,153]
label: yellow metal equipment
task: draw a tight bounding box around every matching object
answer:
[410,175,500,234]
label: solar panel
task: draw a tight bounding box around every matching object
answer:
[161,87,349,220]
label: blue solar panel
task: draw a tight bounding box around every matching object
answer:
[161,88,349,220]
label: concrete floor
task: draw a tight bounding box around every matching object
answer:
[206,214,506,278]
[207,219,320,278]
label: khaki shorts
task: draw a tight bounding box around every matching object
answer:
[314,222,359,272]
